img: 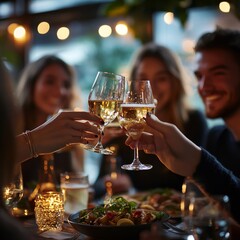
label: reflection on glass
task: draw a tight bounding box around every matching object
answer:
[119,80,155,171]
[84,71,125,155]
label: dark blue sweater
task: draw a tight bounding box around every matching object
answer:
[194,148,240,223]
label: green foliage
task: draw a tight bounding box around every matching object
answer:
[102,0,240,42]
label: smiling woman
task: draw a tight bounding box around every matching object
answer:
[16,55,84,188]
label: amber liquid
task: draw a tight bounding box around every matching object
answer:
[88,100,122,125]
[119,104,155,140]
[3,187,23,207]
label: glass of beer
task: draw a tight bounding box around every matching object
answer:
[118,80,155,170]
[60,172,89,216]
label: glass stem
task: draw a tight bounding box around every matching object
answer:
[132,140,141,166]
[95,125,104,149]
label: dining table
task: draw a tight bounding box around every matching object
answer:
[19,214,189,240]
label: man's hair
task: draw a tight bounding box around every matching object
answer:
[195,28,240,62]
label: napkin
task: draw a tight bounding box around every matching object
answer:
[39,230,79,239]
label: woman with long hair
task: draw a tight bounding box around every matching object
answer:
[94,43,208,198]
[17,55,84,187]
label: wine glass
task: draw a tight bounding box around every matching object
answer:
[85,71,125,155]
[3,164,24,214]
[181,178,230,239]
[118,80,155,170]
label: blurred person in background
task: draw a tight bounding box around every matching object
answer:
[194,28,240,177]
[94,43,209,199]
[16,55,85,188]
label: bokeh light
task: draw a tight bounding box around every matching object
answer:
[219,1,230,13]
[163,12,174,25]
[7,23,18,35]
[13,25,26,41]
[57,27,70,40]
[115,22,128,36]
[37,21,50,34]
[98,25,112,38]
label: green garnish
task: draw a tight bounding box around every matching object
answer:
[105,196,137,213]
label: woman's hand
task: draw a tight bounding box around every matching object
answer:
[17,111,102,162]
[125,113,201,177]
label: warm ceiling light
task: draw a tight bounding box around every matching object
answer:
[115,22,128,36]
[163,12,174,25]
[8,23,18,35]
[182,39,195,53]
[98,25,112,38]
[13,25,26,41]
[219,1,230,12]
[37,21,50,34]
[57,27,70,40]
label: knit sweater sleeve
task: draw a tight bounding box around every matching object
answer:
[193,148,240,223]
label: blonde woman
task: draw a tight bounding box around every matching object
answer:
[94,43,208,198]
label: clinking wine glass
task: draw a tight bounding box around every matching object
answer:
[118,80,155,170]
[3,164,24,214]
[85,71,125,155]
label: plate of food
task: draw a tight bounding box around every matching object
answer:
[123,188,182,218]
[68,196,169,240]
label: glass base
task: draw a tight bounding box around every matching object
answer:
[121,163,152,171]
[80,143,113,155]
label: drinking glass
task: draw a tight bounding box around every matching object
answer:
[60,172,89,216]
[118,80,155,170]
[181,179,230,239]
[85,71,125,155]
[3,164,23,214]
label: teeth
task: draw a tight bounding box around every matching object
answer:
[205,95,220,101]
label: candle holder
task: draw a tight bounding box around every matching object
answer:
[34,191,64,232]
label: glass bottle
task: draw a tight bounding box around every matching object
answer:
[29,154,57,202]
[38,154,57,192]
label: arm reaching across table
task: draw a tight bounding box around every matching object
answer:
[16,110,102,163]
[125,113,240,224]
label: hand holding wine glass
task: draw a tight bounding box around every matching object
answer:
[86,71,125,155]
[118,80,155,170]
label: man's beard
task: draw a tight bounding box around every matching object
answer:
[206,99,240,120]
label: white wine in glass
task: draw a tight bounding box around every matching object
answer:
[85,71,125,155]
[118,80,155,170]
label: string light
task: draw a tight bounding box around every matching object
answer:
[98,24,112,38]
[163,12,174,25]
[37,21,50,34]
[57,27,70,40]
[7,23,18,35]
[115,22,128,36]
[13,25,27,42]
[219,1,230,12]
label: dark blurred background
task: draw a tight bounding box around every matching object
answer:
[1,0,240,183]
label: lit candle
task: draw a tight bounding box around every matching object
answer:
[35,191,64,231]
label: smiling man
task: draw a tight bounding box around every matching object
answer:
[194,29,240,176]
